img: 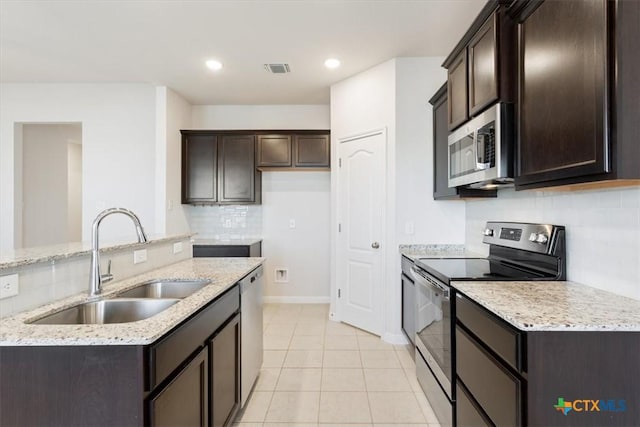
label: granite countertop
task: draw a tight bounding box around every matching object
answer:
[453,280,640,332]
[0,233,193,270]
[193,238,262,246]
[399,244,484,261]
[0,257,264,346]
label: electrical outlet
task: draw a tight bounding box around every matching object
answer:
[274,268,289,283]
[173,242,183,254]
[289,219,296,229]
[405,221,415,235]
[0,273,19,299]
[133,249,147,264]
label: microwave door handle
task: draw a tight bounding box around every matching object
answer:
[475,128,490,170]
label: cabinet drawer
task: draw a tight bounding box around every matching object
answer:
[456,382,492,427]
[456,326,521,427]
[149,285,240,390]
[456,293,521,371]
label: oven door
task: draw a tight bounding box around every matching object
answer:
[411,266,452,398]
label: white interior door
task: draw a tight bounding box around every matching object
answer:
[337,130,385,335]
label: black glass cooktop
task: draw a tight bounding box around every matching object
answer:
[415,257,556,284]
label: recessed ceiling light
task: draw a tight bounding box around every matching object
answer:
[324,58,341,69]
[205,59,223,71]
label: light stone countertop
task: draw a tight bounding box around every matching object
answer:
[453,280,640,332]
[0,257,264,346]
[193,238,262,246]
[399,244,484,261]
[0,233,193,270]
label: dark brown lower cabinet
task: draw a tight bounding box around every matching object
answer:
[210,314,241,427]
[455,293,640,427]
[149,347,209,427]
[456,383,492,427]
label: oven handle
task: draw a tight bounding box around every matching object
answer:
[410,266,450,300]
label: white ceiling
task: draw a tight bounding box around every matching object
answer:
[0,0,485,105]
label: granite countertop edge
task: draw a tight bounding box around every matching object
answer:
[399,244,485,260]
[452,280,640,332]
[0,234,195,271]
[192,238,263,246]
[0,257,264,346]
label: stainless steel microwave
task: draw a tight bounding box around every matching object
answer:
[447,103,514,189]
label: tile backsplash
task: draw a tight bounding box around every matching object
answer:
[0,238,192,318]
[465,186,640,300]
[187,205,262,239]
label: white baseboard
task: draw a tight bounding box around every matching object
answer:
[382,332,409,345]
[263,296,331,304]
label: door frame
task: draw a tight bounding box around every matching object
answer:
[333,128,387,333]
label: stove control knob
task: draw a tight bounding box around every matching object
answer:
[483,228,494,237]
[535,234,549,244]
[529,232,538,242]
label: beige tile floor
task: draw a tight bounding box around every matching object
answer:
[233,303,441,427]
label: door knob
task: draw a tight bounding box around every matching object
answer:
[371,242,380,249]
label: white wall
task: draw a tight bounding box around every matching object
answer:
[330,58,467,343]
[0,84,158,250]
[395,58,466,245]
[21,124,82,247]
[188,104,331,301]
[262,172,331,302]
[155,87,192,236]
[466,186,640,300]
[192,105,330,130]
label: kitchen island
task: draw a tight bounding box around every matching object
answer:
[0,257,264,427]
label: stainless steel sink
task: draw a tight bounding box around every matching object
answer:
[116,279,211,299]
[29,298,180,325]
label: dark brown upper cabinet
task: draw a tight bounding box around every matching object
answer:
[447,51,469,130]
[430,83,496,200]
[256,131,330,170]
[294,134,330,168]
[218,135,260,203]
[181,131,260,205]
[256,135,292,167]
[468,13,498,116]
[443,2,515,131]
[510,0,640,189]
[182,134,218,204]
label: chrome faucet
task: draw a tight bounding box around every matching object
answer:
[89,207,148,298]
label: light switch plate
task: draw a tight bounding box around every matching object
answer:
[133,249,147,264]
[0,273,19,299]
[173,242,183,254]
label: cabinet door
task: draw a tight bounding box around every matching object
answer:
[182,134,217,203]
[257,135,292,167]
[210,314,240,427]
[401,274,415,345]
[447,50,468,130]
[218,135,258,202]
[294,135,330,168]
[149,347,208,427]
[468,13,498,116]
[431,85,458,199]
[516,0,609,187]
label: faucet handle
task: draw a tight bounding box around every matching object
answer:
[101,259,114,283]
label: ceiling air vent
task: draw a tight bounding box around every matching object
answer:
[264,63,291,74]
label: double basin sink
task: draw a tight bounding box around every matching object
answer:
[30,279,211,325]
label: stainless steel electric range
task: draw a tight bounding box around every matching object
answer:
[410,221,566,427]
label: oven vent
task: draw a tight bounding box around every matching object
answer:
[264,63,291,74]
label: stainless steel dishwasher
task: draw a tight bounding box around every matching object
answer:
[240,265,263,407]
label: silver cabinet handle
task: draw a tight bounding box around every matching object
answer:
[371,242,380,249]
